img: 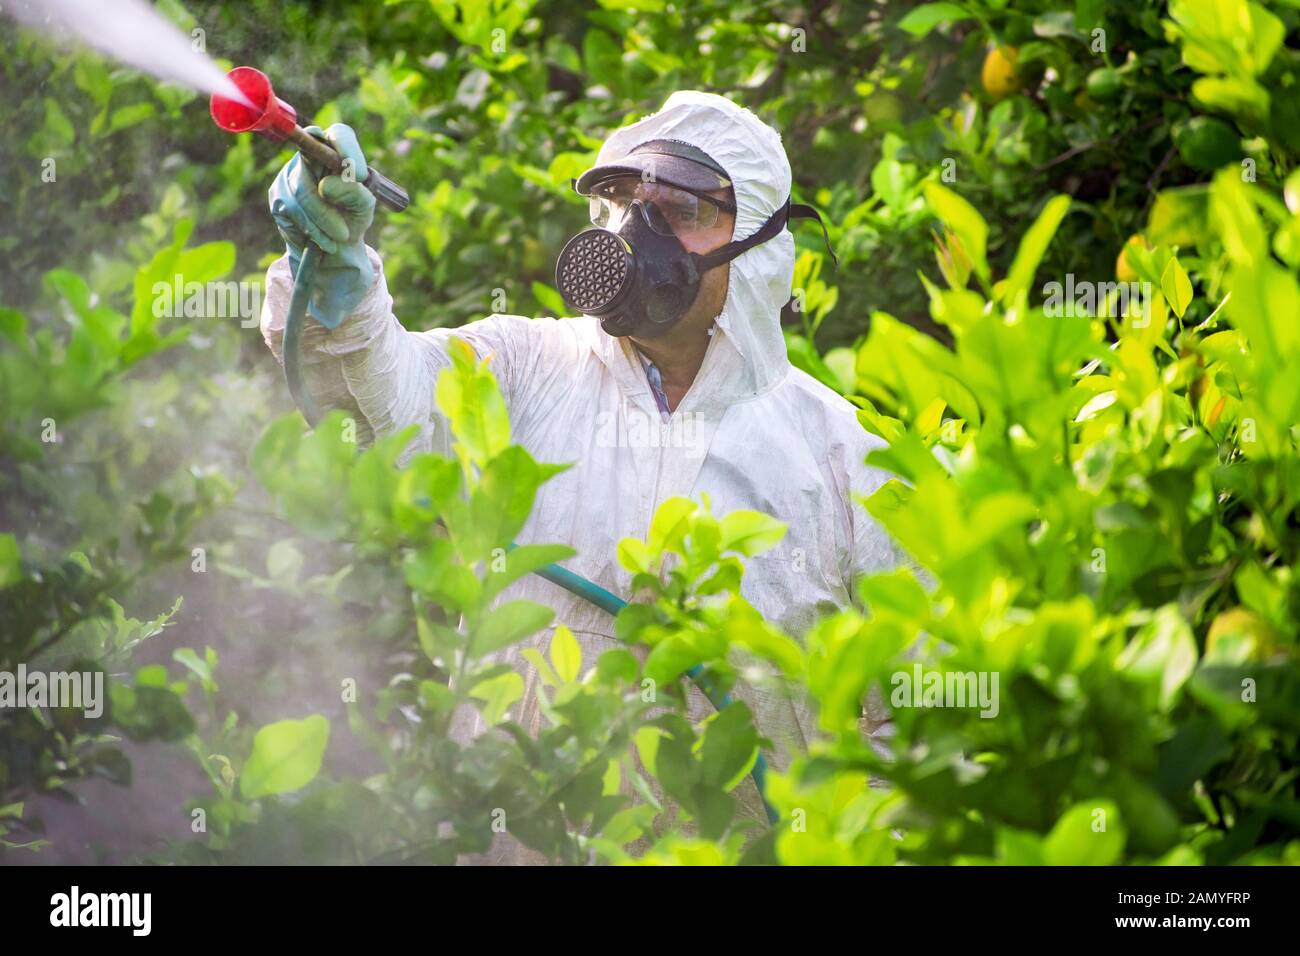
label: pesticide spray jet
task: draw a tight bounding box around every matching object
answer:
[0,0,251,105]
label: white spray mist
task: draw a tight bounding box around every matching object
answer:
[0,0,251,105]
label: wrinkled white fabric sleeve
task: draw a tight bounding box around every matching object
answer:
[260,245,543,459]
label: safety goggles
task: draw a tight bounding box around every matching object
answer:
[586,179,737,237]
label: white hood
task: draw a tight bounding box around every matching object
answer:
[590,91,795,405]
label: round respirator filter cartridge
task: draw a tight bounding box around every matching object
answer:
[555,229,633,315]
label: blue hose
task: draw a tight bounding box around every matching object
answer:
[287,243,779,826]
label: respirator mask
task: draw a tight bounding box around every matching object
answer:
[555,140,834,339]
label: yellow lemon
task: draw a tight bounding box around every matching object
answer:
[1116,234,1147,283]
[981,47,1021,100]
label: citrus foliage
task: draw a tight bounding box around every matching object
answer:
[1,0,1298,863]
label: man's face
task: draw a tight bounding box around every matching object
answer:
[679,185,735,332]
[590,175,736,333]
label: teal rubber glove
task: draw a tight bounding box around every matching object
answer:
[268,124,377,329]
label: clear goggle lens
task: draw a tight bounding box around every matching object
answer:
[588,182,725,236]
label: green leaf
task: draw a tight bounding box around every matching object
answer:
[1161,258,1193,319]
[175,241,237,285]
[616,537,653,574]
[1116,606,1198,711]
[1043,801,1126,865]
[995,828,1046,865]
[897,3,970,37]
[723,606,804,676]
[251,415,308,490]
[108,102,156,133]
[697,702,760,790]
[549,624,582,683]
[172,647,215,693]
[417,616,463,663]
[1146,185,1209,248]
[110,682,195,742]
[135,664,169,688]
[644,630,728,686]
[857,569,931,621]
[718,511,787,557]
[924,183,988,281]
[647,497,696,554]
[1210,170,1266,269]
[635,726,663,776]
[403,539,481,612]
[1004,195,1072,305]
[466,446,566,557]
[42,99,76,150]
[419,679,456,715]
[473,600,554,655]
[0,307,26,344]
[531,280,568,316]
[482,543,576,602]
[239,716,330,800]
[521,648,561,687]
[0,534,22,588]
[1074,0,1105,30]
[595,648,639,684]
[469,672,524,724]
[435,337,511,466]
[266,540,303,583]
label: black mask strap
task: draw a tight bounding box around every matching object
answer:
[789,202,838,268]
[693,198,838,272]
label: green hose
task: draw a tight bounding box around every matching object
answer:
[287,242,778,826]
[284,243,325,428]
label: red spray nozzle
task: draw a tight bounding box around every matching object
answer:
[210,67,298,141]
[209,66,409,212]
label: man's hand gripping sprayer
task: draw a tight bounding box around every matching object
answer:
[210,72,778,825]
[210,67,409,426]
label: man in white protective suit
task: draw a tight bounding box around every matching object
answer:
[260,91,899,862]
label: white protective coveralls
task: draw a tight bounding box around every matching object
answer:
[261,91,899,861]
